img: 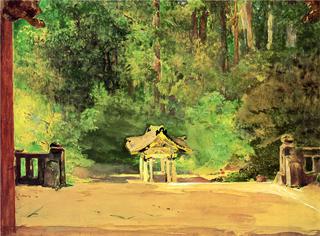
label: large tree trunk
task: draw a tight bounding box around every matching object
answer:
[199,8,208,43]
[267,5,273,50]
[245,0,254,50]
[240,0,254,51]
[220,1,228,72]
[191,10,198,41]
[152,0,164,112]
[233,0,239,65]
[0,12,16,235]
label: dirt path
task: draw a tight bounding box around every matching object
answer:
[14,180,320,236]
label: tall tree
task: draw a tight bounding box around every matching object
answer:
[191,10,198,41]
[219,1,228,72]
[233,0,239,65]
[267,4,273,50]
[152,0,164,112]
[199,8,209,43]
[243,0,254,50]
[43,0,129,111]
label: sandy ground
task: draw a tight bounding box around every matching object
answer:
[13,177,320,236]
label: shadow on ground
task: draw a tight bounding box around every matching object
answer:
[73,163,210,183]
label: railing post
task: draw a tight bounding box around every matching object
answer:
[15,156,21,184]
[25,158,33,179]
[38,158,45,185]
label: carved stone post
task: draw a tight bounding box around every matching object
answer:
[275,134,295,186]
[312,157,320,173]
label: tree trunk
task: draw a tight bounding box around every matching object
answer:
[191,10,198,41]
[199,8,208,43]
[267,5,273,50]
[245,0,254,50]
[1,13,16,235]
[220,1,228,72]
[233,0,239,65]
[152,0,164,113]
[240,4,248,51]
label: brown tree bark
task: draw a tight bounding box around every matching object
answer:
[233,0,239,65]
[245,0,254,50]
[267,4,273,50]
[152,0,164,113]
[220,1,228,72]
[0,14,16,236]
[199,8,209,43]
[191,10,198,40]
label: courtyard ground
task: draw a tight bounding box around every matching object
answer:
[13,176,320,236]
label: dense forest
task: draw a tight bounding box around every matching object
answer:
[13,0,320,180]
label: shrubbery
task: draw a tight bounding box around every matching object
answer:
[13,0,320,180]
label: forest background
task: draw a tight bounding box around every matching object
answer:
[13,0,320,181]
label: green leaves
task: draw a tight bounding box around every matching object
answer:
[185,92,253,171]
[237,52,320,177]
[13,0,320,178]
[188,0,205,10]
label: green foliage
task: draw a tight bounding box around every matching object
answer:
[42,0,130,110]
[13,0,320,179]
[238,52,320,177]
[223,172,252,182]
[80,85,151,164]
[188,0,205,10]
[14,85,95,173]
[238,53,320,147]
[14,87,61,152]
[185,92,253,171]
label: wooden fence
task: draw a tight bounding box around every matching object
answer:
[15,146,66,188]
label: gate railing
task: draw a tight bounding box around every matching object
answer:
[301,147,320,173]
[15,145,66,188]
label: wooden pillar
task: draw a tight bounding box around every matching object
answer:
[166,158,172,183]
[59,150,66,186]
[171,159,177,182]
[1,12,16,235]
[15,156,21,184]
[149,158,154,182]
[160,158,165,173]
[139,155,144,180]
[25,158,33,178]
[38,158,44,185]
[143,159,149,182]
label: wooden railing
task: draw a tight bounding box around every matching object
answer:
[301,147,320,173]
[15,146,66,188]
